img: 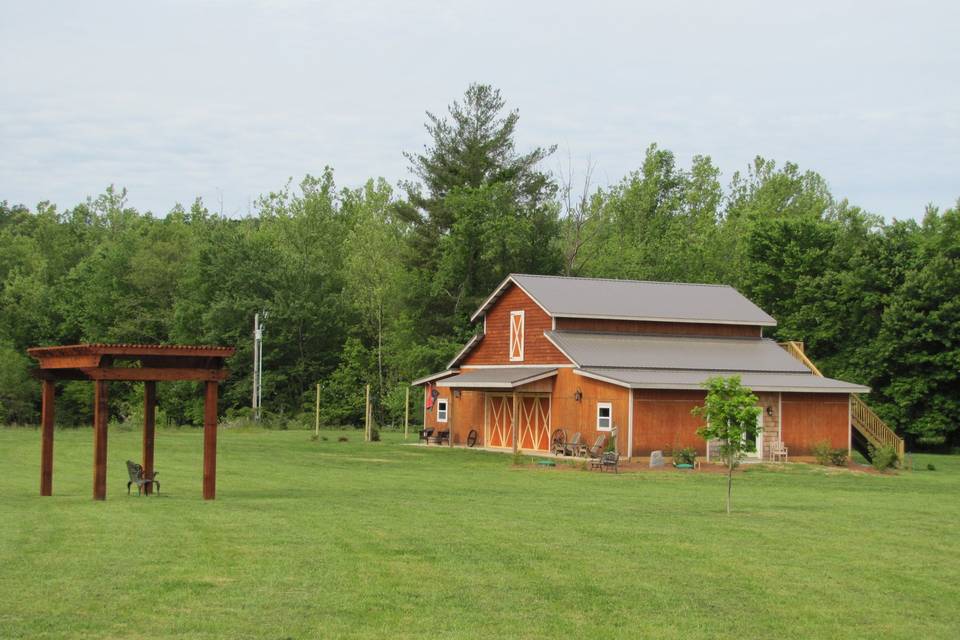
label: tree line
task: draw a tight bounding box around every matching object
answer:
[1,84,957,448]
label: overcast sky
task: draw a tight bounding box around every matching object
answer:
[1,0,957,220]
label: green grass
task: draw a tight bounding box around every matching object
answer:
[1,428,958,639]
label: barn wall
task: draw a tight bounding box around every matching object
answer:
[462,285,570,366]
[781,393,850,454]
[632,389,707,456]
[422,386,485,446]
[555,317,762,338]
[632,390,782,458]
[551,368,630,457]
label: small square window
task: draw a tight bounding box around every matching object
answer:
[597,402,612,432]
[437,399,448,423]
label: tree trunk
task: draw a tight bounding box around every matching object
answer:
[726,456,734,514]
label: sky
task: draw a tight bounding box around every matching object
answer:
[1,0,957,220]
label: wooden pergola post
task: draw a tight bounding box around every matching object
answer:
[203,380,219,500]
[142,381,157,495]
[93,380,109,500]
[40,380,55,496]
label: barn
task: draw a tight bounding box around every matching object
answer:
[412,274,897,460]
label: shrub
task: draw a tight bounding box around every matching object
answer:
[812,441,832,466]
[829,448,848,467]
[927,463,936,471]
[673,447,697,466]
[869,443,899,471]
[370,428,381,442]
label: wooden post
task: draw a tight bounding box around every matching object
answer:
[203,380,218,500]
[404,386,409,440]
[40,379,55,496]
[93,380,109,500]
[364,384,371,442]
[142,381,157,495]
[315,383,321,438]
[511,392,519,455]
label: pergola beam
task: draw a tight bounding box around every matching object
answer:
[82,368,228,382]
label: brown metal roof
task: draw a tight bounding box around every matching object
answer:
[471,274,777,326]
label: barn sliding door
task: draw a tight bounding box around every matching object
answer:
[485,394,514,449]
[518,395,551,451]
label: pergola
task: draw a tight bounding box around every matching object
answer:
[27,343,236,500]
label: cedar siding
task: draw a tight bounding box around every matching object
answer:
[781,393,850,454]
[461,284,571,366]
[555,317,762,338]
[632,389,706,455]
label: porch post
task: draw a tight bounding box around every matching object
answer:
[142,381,157,495]
[511,392,519,455]
[40,379,55,496]
[203,380,219,500]
[93,380,108,500]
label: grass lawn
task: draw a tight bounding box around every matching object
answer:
[1,428,958,639]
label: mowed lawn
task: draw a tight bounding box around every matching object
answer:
[1,428,958,639]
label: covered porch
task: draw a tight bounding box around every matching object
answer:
[429,367,558,454]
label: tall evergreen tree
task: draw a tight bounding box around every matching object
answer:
[399,84,561,339]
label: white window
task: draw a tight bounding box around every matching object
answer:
[437,399,448,423]
[509,310,525,361]
[596,402,612,431]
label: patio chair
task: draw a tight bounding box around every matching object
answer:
[564,432,587,457]
[436,430,450,445]
[586,434,607,459]
[126,460,159,496]
[467,429,479,447]
[770,441,789,463]
[551,429,567,456]
[590,451,619,473]
[419,428,434,442]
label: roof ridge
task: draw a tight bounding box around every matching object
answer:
[512,273,734,289]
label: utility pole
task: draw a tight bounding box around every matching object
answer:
[252,311,266,420]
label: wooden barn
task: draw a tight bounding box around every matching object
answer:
[413,274,903,460]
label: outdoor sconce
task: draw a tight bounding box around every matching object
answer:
[454,389,461,398]
[574,388,582,402]
[766,406,774,417]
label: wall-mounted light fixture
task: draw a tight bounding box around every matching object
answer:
[766,406,774,417]
[574,388,582,402]
[454,389,461,398]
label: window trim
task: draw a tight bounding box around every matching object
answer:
[437,399,448,423]
[596,401,612,432]
[509,310,525,362]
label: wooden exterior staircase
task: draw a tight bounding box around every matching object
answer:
[779,341,904,460]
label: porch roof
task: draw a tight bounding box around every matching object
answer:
[436,367,558,389]
[576,368,870,394]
